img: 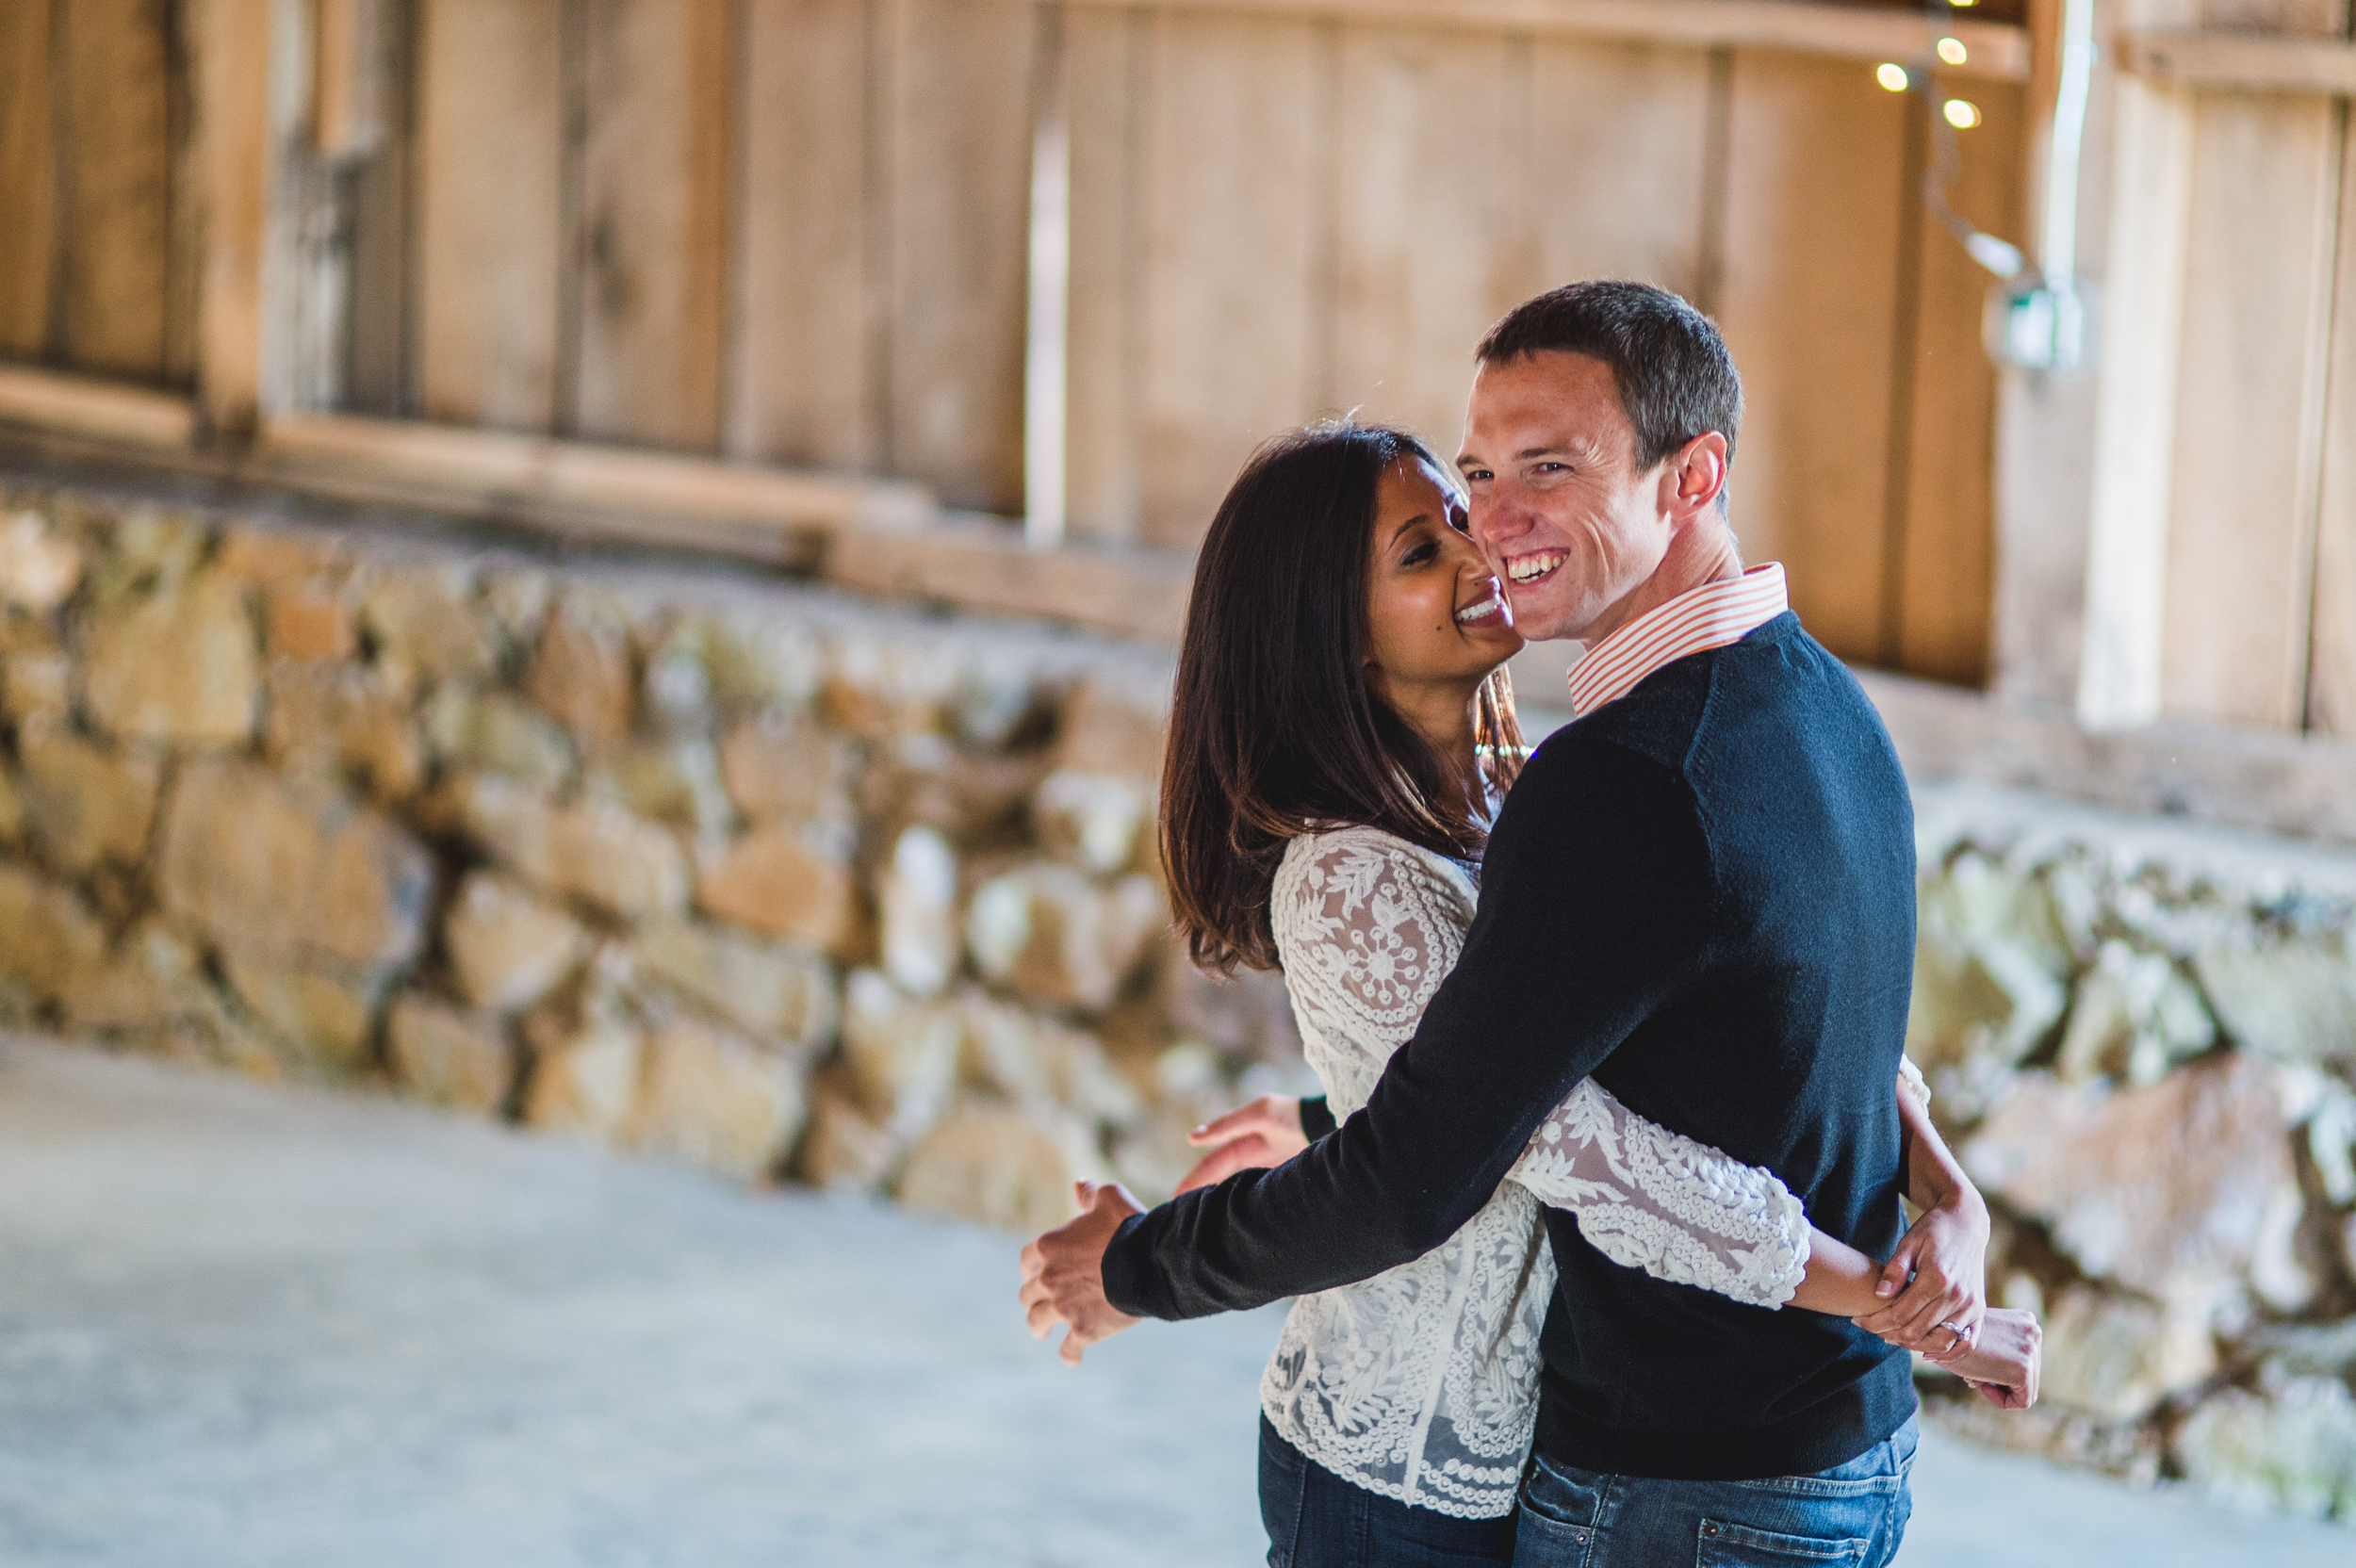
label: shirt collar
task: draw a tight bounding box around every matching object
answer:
[1562,562,1790,718]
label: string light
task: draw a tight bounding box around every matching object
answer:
[1876,62,1910,91]
[1944,98,1983,129]
[1938,37,1968,65]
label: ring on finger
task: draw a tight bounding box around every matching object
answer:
[1928,1319,1976,1363]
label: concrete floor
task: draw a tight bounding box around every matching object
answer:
[0,1036,2347,1567]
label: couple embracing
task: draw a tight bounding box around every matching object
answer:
[1020,281,2042,1567]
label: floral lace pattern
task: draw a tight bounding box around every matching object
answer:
[1260,825,1820,1520]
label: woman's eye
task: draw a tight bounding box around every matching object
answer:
[1401,543,1436,566]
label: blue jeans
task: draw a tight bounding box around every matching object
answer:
[1260,1415,1519,1567]
[1511,1418,1918,1568]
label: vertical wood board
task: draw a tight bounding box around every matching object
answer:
[2159,92,2340,729]
[1138,10,1331,547]
[728,0,877,472]
[191,0,274,435]
[1714,51,1908,663]
[1525,37,1713,304]
[572,0,731,451]
[413,0,565,431]
[881,0,1037,514]
[57,0,173,380]
[344,0,413,415]
[0,0,57,360]
[1063,3,1146,542]
[1328,23,1516,460]
[1896,80,2027,686]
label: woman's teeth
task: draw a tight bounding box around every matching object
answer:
[1507,551,1566,585]
[1454,594,1505,625]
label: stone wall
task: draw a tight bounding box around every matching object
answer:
[4,481,2356,1523]
[1908,787,2356,1520]
[0,481,1311,1239]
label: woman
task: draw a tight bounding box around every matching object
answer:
[1154,422,2038,1567]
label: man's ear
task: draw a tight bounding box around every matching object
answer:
[1669,433,1729,520]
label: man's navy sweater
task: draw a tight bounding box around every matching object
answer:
[1103,612,1920,1480]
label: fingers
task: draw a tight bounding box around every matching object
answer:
[1058,1324,1091,1367]
[1872,1243,1913,1304]
[1187,1101,1272,1148]
[1857,1260,1968,1347]
[1172,1135,1270,1196]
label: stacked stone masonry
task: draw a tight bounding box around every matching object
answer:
[3,484,2355,1525]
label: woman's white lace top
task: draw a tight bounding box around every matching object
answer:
[1259,825,1818,1519]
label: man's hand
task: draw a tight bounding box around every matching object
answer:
[1854,1181,1989,1352]
[1175,1096,1309,1195]
[1935,1306,2041,1410]
[1018,1181,1146,1365]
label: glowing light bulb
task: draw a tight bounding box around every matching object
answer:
[1876,62,1910,92]
[1938,37,1968,65]
[1944,98,1983,129]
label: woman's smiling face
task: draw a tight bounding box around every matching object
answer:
[1362,457,1524,703]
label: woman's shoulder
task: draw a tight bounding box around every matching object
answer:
[1276,824,1477,900]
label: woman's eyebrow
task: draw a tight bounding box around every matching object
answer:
[1388,513,1435,546]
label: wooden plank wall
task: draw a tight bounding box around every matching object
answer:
[0,0,2031,690]
[2155,0,2354,735]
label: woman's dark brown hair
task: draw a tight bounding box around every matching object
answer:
[1160,421,1524,974]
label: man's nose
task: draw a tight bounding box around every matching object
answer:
[1471,494,1531,549]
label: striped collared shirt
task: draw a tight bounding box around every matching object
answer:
[1562,562,1791,718]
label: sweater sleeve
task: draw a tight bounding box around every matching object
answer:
[1102,738,1716,1320]
[1298,1097,1336,1140]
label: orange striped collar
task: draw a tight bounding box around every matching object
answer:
[1562,562,1790,718]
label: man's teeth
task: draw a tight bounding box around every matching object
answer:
[1508,552,1566,585]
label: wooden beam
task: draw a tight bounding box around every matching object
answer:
[1862,667,2356,847]
[0,363,196,451]
[188,0,277,441]
[2120,29,2356,96]
[827,513,1195,640]
[1015,0,2030,80]
[0,363,931,562]
[254,412,935,541]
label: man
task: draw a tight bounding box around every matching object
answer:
[1023,282,1978,1565]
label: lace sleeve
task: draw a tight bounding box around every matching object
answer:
[1507,1080,1811,1310]
[1270,830,1476,1112]
[1898,1054,1930,1109]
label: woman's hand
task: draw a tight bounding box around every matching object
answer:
[1931,1306,2041,1410]
[1853,1184,1989,1352]
[1174,1095,1310,1195]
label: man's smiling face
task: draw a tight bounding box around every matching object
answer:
[1455,350,1675,645]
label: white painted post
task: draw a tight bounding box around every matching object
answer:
[1023,6,1071,550]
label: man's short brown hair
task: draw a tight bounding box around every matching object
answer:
[1477,281,1742,474]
